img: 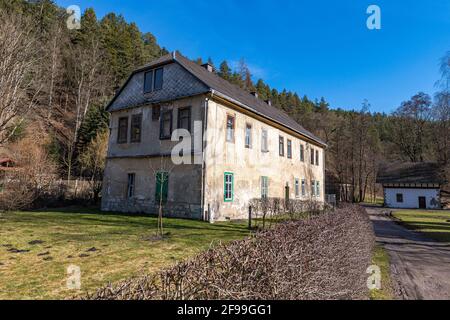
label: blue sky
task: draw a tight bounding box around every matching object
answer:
[55,0,450,113]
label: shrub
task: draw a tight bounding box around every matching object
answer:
[248,198,330,230]
[88,205,375,300]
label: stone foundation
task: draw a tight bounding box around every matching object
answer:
[101,197,202,220]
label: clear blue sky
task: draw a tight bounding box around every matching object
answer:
[56,0,450,113]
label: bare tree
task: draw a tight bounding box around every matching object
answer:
[391,92,432,162]
[79,130,109,202]
[149,156,175,238]
[0,12,41,145]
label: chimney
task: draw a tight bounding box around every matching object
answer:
[201,63,214,73]
[265,99,272,106]
[250,91,258,98]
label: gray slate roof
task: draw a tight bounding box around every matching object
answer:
[376,162,446,185]
[111,51,326,147]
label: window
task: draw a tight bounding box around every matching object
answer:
[177,107,191,132]
[301,179,306,196]
[316,150,319,166]
[245,123,252,148]
[117,117,128,144]
[154,68,164,90]
[396,193,403,203]
[224,172,234,202]
[226,115,235,142]
[287,139,292,159]
[311,180,316,197]
[130,114,142,143]
[152,105,161,120]
[295,178,300,198]
[155,172,169,204]
[261,129,268,152]
[144,67,164,93]
[261,176,269,199]
[160,110,172,139]
[316,181,320,197]
[127,173,135,199]
[311,147,315,165]
[300,144,304,162]
[144,70,153,93]
[279,136,284,157]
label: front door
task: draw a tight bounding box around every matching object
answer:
[418,197,426,209]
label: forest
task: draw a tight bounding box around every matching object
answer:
[0,0,448,209]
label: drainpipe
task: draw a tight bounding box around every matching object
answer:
[200,92,212,222]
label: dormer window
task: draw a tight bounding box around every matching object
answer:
[144,67,164,93]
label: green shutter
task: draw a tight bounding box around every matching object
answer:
[155,172,169,203]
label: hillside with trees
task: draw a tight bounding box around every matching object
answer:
[0,0,448,208]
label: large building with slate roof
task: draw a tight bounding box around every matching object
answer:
[102,51,326,221]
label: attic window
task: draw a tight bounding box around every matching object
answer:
[144,67,164,93]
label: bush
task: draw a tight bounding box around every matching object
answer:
[88,205,375,300]
[248,198,330,230]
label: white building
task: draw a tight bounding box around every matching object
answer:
[377,162,446,209]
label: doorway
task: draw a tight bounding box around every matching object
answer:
[418,197,426,209]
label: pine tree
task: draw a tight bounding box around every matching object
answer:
[219,61,232,81]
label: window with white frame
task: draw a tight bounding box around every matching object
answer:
[261,129,268,152]
[261,176,269,199]
[226,115,235,142]
[301,179,306,196]
[279,136,284,157]
[316,181,320,197]
[311,180,316,197]
[245,123,252,148]
[287,139,292,159]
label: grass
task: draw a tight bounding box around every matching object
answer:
[361,196,384,206]
[392,209,450,242]
[370,245,394,300]
[0,207,250,300]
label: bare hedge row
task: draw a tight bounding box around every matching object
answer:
[89,204,374,300]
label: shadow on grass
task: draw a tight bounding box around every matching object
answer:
[22,206,251,235]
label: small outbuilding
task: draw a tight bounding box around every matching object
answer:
[376,162,446,209]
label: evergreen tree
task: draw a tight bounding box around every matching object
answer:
[219,61,232,81]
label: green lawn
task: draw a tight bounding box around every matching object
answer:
[0,208,250,300]
[393,209,450,242]
[370,245,394,300]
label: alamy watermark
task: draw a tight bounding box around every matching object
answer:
[66,264,81,290]
[366,5,381,30]
[366,265,381,290]
[66,5,81,30]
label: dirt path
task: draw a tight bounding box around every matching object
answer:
[366,206,450,300]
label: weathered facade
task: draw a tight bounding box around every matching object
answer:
[102,51,326,221]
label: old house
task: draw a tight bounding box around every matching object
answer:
[376,162,446,209]
[101,51,326,221]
